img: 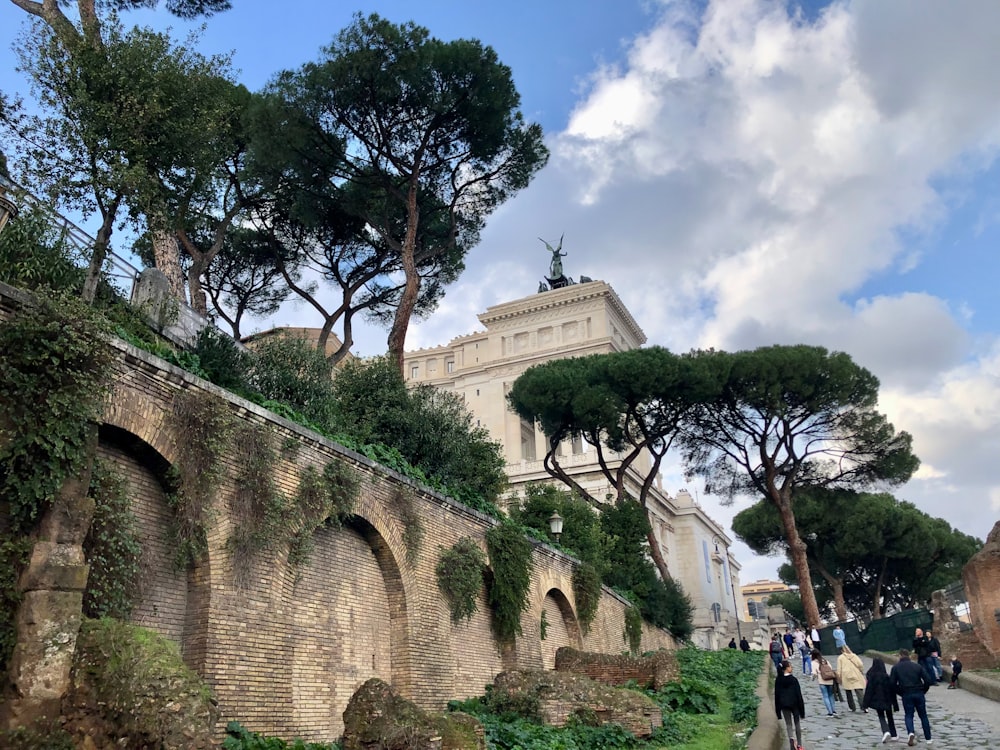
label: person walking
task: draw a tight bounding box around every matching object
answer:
[775,659,806,750]
[769,634,785,672]
[799,638,813,676]
[833,624,846,649]
[812,649,839,716]
[740,636,751,652]
[926,630,942,683]
[728,637,737,649]
[912,628,935,686]
[783,628,795,658]
[863,657,899,744]
[890,648,933,746]
[836,645,867,712]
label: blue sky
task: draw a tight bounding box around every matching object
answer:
[2,0,999,588]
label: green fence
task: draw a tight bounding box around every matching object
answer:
[818,609,933,655]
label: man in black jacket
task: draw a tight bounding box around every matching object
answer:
[912,628,935,686]
[926,630,942,684]
[890,649,933,746]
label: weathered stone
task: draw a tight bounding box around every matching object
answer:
[342,678,484,750]
[555,646,680,689]
[18,542,90,592]
[491,669,663,737]
[963,520,1000,658]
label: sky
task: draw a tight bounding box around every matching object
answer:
[2,0,999,590]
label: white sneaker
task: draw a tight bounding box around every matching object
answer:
[925,740,933,745]
[882,731,891,744]
[907,734,915,747]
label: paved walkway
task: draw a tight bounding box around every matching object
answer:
[778,655,999,749]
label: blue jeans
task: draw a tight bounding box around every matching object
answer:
[820,684,836,714]
[928,654,941,682]
[918,656,937,685]
[801,652,813,675]
[901,692,931,740]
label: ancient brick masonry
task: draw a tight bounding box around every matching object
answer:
[0,281,677,743]
[963,520,1000,658]
[554,647,680,689]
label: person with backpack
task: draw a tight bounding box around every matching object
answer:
[774,660,806,750]
[863,657,899,744]
[769,634,785,671]
[812,648,839,716]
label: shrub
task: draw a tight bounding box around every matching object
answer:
[246,333,337,425]
[436,538,487,624]
[485,521,534,645]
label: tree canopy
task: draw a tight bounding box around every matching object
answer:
[263,13,548,370]
[507,346,728,580]
[682,345,919,628]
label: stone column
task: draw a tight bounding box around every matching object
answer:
[1,432,97,730]
[962,520,1000,658]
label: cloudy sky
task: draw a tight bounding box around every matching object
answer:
[2,0,998,586]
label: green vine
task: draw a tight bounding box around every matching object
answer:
[485,520,534,645]
[572,561,601,635]
[83,459,142,620]
[540,609,548,641]
[0,294,113,532]
[227,426,286,591]
[624,604,643,655]
[164,390,234,570]
[435,537,486,624]
[394,488,424,567]
[287,458,361,570]
[0,535,32,672]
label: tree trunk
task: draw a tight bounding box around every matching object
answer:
[186,252,209,316]
[646,528,672,581]
[386,178,421,374]
[774,496,822,628]
[150,226,186,303]
[872,556,889,619]
[830,579,847,622]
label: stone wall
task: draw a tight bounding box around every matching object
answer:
[963,520,1000,658]
[0,282,676,742]
[554,647,680,689]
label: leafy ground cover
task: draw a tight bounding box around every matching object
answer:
[447,647,762,750]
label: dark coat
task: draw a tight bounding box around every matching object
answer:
[774,672,805,719]
[740,638,751,652]
[862,669,899,712]
[891,656,930,695]
[912,635,931,659]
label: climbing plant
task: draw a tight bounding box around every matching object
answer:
[394,488,424,567]
[164,390,235,569]
[435,537,487,624]
[83,459,143,619]
[485,520,534,645]
[227,426,286,590]
[286,458,362,570]
[0,294,114,532]
[572,561,601,635]
[624,604,643,655]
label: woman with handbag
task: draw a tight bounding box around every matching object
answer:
[812,649,839,716]
[836,645,867,712]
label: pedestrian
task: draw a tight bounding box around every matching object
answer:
[835,645,866,712]
[948,655,962,689]
[926,629,942,683]
[863,657,899,744]
[769,634,785,671]
[912,628,936,686]
[799,638,813,676]
[728,637,737,649]
[740,636,751,652]
[810,625,820,650]
[812,648,839,716]
[783,628,795,658]
[774,659,806,750]
[889,647,932,746]
[832,623,846,649]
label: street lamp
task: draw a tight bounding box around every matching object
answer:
[548,511,563,543]
[713,535,743,642]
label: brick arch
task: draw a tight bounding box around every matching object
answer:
[94,424,210,672]
[540,587,582,669]
[288,507,412,741]
[101,384,182,468]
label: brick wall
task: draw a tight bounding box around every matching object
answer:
[963,521,1000,657]
[0,282,676,743]
[554,648,680,689]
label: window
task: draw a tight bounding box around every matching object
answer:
[446,360,454,373]
[410,365,419,379]
[711,602,722,623]
[520,418,536,461]
[702,540,712,583]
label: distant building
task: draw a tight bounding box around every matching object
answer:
[740,579,791,621]
[242,326,353,363]
[403,276,745,648]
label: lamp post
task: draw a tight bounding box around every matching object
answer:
[548,511,563,544]
[713,535,742,642]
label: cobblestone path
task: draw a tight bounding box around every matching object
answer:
[778,655,998,749]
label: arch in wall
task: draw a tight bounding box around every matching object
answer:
[289,512,411,741]
[539,587,582,670]
[95,424,210,671]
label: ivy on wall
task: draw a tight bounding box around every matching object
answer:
[164,390,234,570]
[571,562,601,635]
[286,458,361,571]
[394,488,424,567]
[435,537,486,624]
[83,459,143,620]
[485,520,534,646]
[624,604,643,655]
